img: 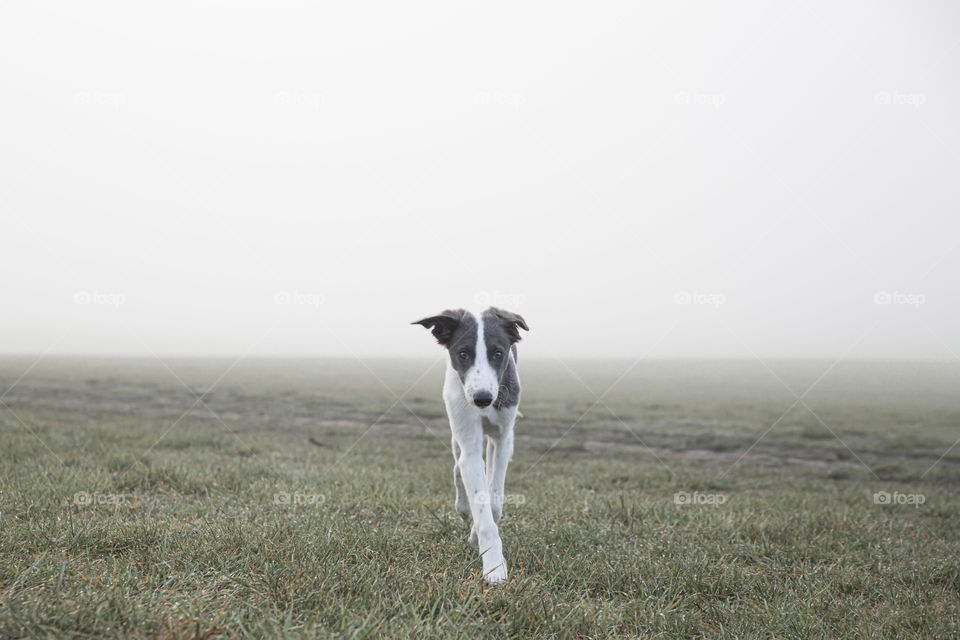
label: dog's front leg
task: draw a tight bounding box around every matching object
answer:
[451,437,470,520]
[486,418,515,523]
[456,429,508,585]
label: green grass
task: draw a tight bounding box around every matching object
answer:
[1,357,958,638]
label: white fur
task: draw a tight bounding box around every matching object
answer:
[443,312,518,585]
[460,312,500,405]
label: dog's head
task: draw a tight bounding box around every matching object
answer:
[412,307,528,409]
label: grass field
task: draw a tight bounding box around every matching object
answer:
[1,356,958,638]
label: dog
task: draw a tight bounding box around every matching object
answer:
[413,307,528,585]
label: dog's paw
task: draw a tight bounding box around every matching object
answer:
[467,526,479,551]
[483,562,508,586]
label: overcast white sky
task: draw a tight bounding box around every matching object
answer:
[1,1,958,359]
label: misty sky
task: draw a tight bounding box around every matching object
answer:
[2,1,959,360]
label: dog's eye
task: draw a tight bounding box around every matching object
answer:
[458,350,469,360]
[493,350,503,360]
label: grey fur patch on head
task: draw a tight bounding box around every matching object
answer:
[485,307,529,344]
[412,309,478,386]
[480,307,528,409]
[411,309,469,346]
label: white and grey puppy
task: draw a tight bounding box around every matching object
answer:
[413,307,528,585]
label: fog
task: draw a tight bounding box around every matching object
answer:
[2,1,958,360]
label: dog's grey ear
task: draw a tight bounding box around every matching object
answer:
[490,307,529,343]
[411,309,465,346]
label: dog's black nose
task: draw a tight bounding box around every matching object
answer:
[473,391,493,407]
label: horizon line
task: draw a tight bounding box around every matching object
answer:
[0,353,956,364]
